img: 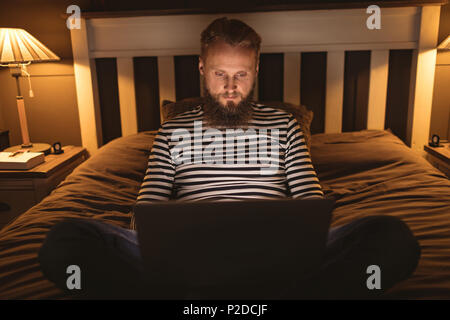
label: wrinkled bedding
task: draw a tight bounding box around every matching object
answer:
[0,129,449,299]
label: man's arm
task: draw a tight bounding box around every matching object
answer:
[131,129,175,229]
[284,115,324,199]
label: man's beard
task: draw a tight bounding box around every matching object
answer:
[202,81,255,129]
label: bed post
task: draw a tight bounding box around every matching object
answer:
[70,17,100,156]
[407,5,441,155]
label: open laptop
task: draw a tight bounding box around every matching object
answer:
[133,197,334,299]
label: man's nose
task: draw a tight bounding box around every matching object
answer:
[224,77,237,91]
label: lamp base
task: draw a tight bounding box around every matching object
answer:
[4,143,52,155]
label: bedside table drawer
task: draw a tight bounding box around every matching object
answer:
[0,146,88,230]
[426,153,450,178]
[0,189,37,227]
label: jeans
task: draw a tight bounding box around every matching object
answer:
[38,215,420,299]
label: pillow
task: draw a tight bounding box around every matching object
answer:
[161,97,314,149]
[259,101,314,150]
[162,97,204,122]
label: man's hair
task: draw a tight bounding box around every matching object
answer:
[200,17,262,61]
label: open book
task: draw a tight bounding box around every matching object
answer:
[0,151,45,170]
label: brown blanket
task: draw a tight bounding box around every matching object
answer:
[0,129,449,299]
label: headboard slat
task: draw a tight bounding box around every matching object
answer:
[134,57,161,132]
[258,53,284,101]
[95,58,122,144]
[157,56,176,124]
[117,57,138,136]
[325,51,345,133]
[283,52,301,105]
[343,51,371,132]
[300,52,327,134]
[252,74,259,101]
[367,49,389,130]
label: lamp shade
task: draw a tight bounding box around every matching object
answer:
[0,28,60,64]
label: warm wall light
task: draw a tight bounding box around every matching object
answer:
[0,28,60,154]
[437,35,450,50]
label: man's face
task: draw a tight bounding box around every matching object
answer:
[199,40,258,109]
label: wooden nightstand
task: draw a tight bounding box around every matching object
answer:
[424,143,450,178]
[0,146,89,229]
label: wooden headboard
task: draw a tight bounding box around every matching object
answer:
[69,5,442,156]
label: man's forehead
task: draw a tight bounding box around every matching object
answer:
[203,40,257,69]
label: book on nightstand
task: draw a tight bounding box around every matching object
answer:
[0,151,45,170]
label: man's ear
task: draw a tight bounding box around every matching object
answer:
[199,57,205,76]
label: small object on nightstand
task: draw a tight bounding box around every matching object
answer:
[0,151,45,170]
[52,142,64,154]
[429,134,440,147]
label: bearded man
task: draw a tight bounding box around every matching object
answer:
[38,17,420,300]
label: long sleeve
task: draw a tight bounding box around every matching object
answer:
[131,129,175,229]
[136,129,175,202]
[284,115,324,199]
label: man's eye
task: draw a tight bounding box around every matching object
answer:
[234,73,248,80]
[215,72,225,77]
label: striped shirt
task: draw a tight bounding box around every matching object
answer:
[131,104,324,228]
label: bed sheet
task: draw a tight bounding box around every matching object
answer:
[0,129,449,299]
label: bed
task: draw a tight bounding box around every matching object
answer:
[1,3,449,299]
[0,127,449,299]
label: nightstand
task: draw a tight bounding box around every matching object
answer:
[0,146,89,229]
[424,143,450,178]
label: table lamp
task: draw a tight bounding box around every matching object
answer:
[0,28,60,154]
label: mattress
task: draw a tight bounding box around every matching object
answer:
[0,129,449,299]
